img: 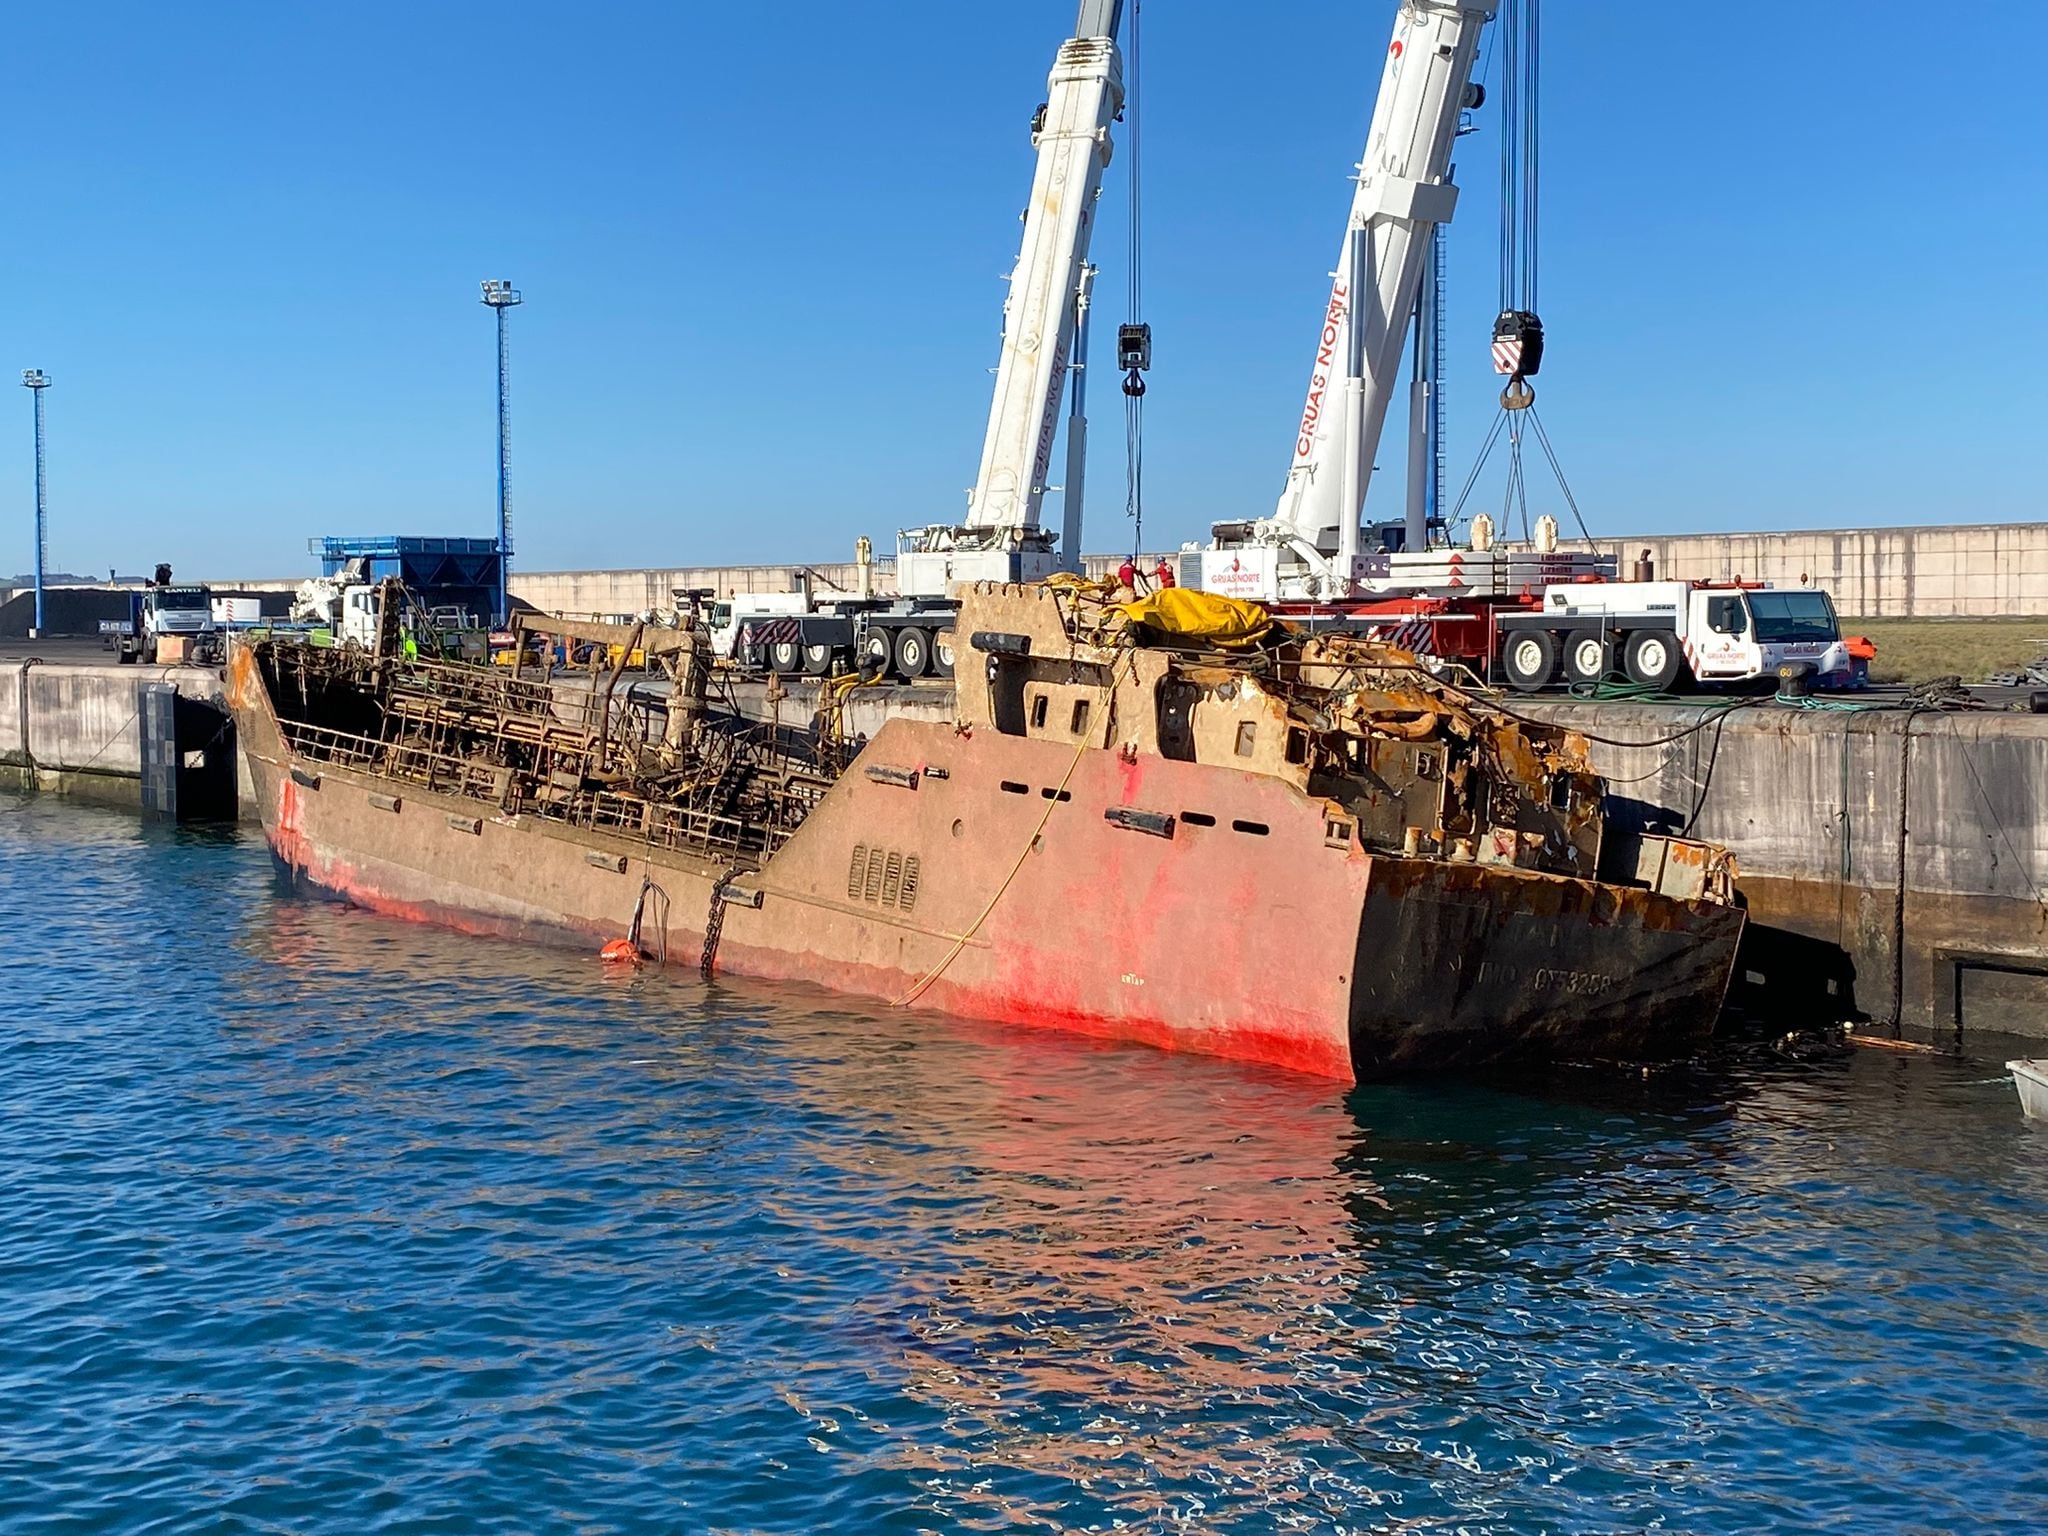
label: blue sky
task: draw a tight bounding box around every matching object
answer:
[3,0,2043,580]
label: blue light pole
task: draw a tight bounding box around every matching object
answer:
[480,279,522,626]
[21,370,49,638]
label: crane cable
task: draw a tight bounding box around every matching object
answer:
[1497,0,1539,319]
[1449,0,1595,547]
[1121,0,1146,557]
[1497,0,1538,543]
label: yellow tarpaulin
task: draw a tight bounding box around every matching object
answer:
[1117,587,1274,648]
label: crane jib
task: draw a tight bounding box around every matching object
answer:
[1260,0,1495,572]
[1295,283,1349,462]
[961,26,1124,535]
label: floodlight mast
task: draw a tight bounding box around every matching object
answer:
[21,370,49,639]
[480,279,523,626]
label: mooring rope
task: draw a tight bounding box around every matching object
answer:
[891,730,1091,1009]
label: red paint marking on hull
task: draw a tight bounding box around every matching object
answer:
[273,835,1356,1082]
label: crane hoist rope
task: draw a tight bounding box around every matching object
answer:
[1492,0,1543,402]
[1449,0,1593,548]
[1119,0,1151,557]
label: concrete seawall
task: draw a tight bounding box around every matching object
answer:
[58,518,2048,626]
[1,662,238,810]
[1623,523,2048,619]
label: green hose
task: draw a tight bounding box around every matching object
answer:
[1563,678,1696,705]
[1564,678,1885,712]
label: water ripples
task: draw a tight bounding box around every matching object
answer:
[2,795,2045,1532]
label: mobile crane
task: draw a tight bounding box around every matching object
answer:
[731,0,1127,681]
[896,0,1125,599]
[1187,0,1850,692]
[1197,0,1497,603]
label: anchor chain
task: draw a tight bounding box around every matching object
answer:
[700,875,732,979]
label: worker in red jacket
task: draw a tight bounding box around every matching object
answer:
[1153,559,1176,588]
[1117,556,1139,594]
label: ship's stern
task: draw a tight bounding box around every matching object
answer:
[1348,858,1745,1076]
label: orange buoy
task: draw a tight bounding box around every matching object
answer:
[599,938,640,964]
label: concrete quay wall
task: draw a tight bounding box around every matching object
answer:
[0,661,233,807]
[1510,699,2048,1040]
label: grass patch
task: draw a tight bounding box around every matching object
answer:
[1841,616,2048,685]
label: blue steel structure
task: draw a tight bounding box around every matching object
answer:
[310,536,503,627]
[21,370,48,637]
[480,280,522,626]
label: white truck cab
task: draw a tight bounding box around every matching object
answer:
[118,584,219,663]
[337,585,381,649]
[704,593,823,664]
[1497,580,1851,692]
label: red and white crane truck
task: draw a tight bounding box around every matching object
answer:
[1186,0,1858,693]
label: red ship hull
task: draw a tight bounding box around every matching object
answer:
[233,655,1743,1082]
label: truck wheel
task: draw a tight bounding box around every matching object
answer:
[860,630,892,674]
[1563,629,1612,685]
[802,642,834,676]
[1623,629,1684,690]
[893,627,931,679]
[932,629,956,678]
[769,640,802,673]
[1501,630,1557,692]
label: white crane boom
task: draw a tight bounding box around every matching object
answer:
[1199,0,1494,602]
[898,0,1124,599]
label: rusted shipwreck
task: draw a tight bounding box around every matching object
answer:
[228,581,1745,1080]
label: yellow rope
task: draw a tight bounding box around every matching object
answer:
[892,725,1093,1009]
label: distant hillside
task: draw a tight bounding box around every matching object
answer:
[2,572,107,588]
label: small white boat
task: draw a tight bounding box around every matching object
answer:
[2012,1060,2048,1121]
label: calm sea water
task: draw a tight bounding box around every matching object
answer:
[2,794,2045,1534]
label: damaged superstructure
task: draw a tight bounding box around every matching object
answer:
[229,579,1744,1080]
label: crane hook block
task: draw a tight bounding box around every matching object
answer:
[1491,310,1545,378]
[1500,377,1536,412]
[1116,322,1152,374]
[1118,321,1152,398]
